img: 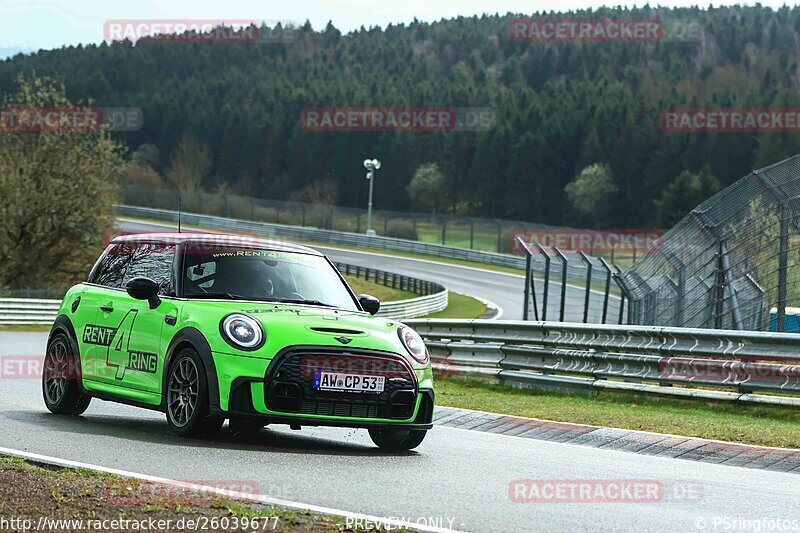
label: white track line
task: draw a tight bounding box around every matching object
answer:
[0,446,461,533]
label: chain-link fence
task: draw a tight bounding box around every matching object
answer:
[120,185,553,254]
[620,154,800,332]
[518,239,626,325]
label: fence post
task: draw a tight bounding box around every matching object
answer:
[712,239,727,329]
[535,243,551,321]
[554,247,568,322]
[441,220,447,245]
[470,222,475,249]
[598,257,613,324]
[519,237,532,321]
[613,266,628,325]
[776,203,790,332]
[578,251,593,323]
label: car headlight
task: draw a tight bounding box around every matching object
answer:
[221,314,264,350]
[398,325,428,364]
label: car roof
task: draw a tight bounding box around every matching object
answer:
[110,232,324,256]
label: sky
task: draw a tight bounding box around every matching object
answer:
[0,0,793,51]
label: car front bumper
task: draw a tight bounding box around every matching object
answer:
[211,347,435,430]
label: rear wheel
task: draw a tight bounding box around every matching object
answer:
[166,348,223,438]
[42,331,91,415]
[368,428,427,451]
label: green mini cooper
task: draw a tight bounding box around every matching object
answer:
[43,233,434,450]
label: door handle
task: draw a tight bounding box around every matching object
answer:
[100,305,114,313]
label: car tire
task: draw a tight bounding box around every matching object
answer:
[228,417,265,439]
[368,428,427,451]
[166,348,223,438]
[42,331,92,416]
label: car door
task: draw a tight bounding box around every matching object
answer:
[78,243,133,381]
[91,242,178,396]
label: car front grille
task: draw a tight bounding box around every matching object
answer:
[265,349,418,420]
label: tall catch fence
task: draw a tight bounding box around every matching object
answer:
[620,154,800,333]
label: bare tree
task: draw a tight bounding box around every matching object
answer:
[165,133,212,192]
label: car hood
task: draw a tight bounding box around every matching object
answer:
[184,300,408,357]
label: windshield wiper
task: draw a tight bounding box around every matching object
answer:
[272,298,335,308]
[185,292,243,299]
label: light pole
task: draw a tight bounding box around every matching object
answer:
[363,158,381,236]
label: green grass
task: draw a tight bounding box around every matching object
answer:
[343,275,416,302]
[0,324,51,332]
[435,378,800,449]
[424,292,487,319]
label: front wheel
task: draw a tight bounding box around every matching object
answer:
[368,428,427,451]
[42,331,91,415]
[166,348,223,438]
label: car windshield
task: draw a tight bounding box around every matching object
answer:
[182,245,358,311]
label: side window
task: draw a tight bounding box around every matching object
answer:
[186,261,217,289]
[88,244,132,289]
[123,243,176,295]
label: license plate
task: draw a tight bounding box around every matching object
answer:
[314,372,385,393]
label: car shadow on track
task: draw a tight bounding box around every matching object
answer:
[5,409,422,457]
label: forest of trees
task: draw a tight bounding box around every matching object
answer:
[3,5,800,229]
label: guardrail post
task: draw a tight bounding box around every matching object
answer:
[554,247,568,322]
[441,220,447,245]
[578,251,593,323]
[535,243,550,321]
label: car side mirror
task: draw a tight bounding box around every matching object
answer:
[358,294,380,315]
[126,277,162,309]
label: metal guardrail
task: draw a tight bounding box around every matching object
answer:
[0,263,447,325]
[0,298,61,325]
[335,262,448,320]
[406,318,800,407]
